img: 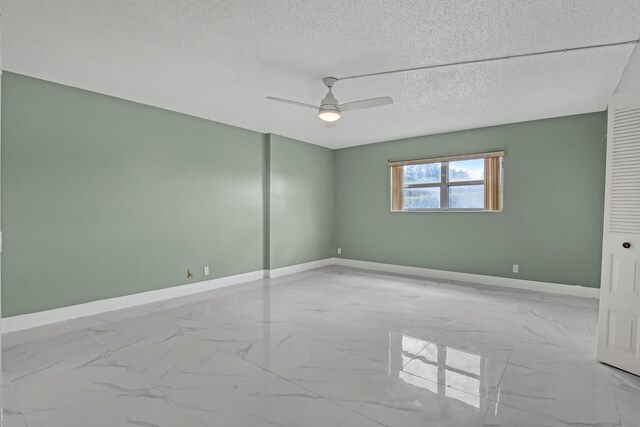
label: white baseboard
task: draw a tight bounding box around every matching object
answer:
[266,258,336,278]
[334,258,600,299]
[1,269,266,334]
[2,256,599,333]
[2,257,337,334]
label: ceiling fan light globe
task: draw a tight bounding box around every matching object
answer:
[318,110,341,122]
[319,111,341,122]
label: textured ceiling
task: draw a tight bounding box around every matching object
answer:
[2,1,639,149]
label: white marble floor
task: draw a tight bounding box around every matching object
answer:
[3,266,639,427]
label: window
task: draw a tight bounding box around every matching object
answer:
[390,151,504,212]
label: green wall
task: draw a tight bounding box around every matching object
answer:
[1,71,609,317]
[269,134,334,269]
[334,113,607,288]
[1,73,267,317]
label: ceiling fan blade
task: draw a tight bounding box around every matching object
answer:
[266,96,318,110]
[340,96,393,112]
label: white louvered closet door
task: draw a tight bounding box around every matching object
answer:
[597,91,640,376]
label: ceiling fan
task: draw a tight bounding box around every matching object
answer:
[266,77,393,126]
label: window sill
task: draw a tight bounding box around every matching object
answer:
[391,208,502,213]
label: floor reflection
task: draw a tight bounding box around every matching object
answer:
[393,333,482,408]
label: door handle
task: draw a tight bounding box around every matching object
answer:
[623,242,631,249]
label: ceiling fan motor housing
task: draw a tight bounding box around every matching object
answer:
[320,92,340,111]
[321,77,340,111]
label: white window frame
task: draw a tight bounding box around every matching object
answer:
[390,151,504,213]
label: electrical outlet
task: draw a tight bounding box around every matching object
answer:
[512,264,519,273]
[337,248,342,255]
[204,266,210,276]
[187,269,194,278]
